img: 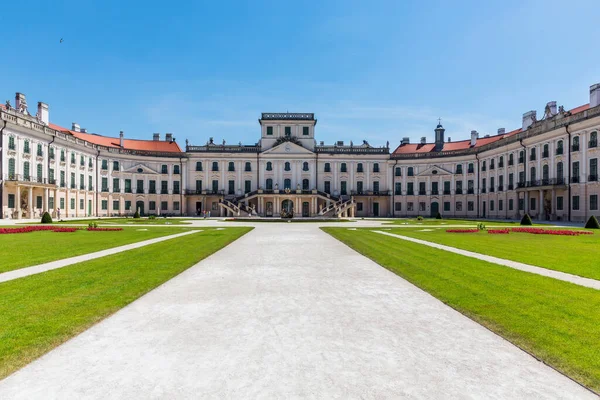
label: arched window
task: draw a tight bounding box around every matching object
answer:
[212,161,219,171]
[23,140,30,154]
[373,163,380,173]
[490,159,495,169]
[357,163,364,173]
[519,150,524,163]
[530,166,536,181]
[498,156,504,167]
[573,136,580,151]
[196,161,202,171]
[340,163,347,172]
[395,167,401,176]
[23,161,30,179]
[557,162,564,182]
[302,179,309,190]
[590,131,598,148]
[284,162,291,171]
[408,167,414,176]
[530,148,536,160]
[266,162,272,171]
[37,164,43,180]
[482,160,486,171]
[324,163,331,172]
[302,162,309,171]
[266,178,273,190]
[509,154,514,165]
[557,140,564,155]
[8,158,15,179]
[245,162,251,172]
[228,162,235,172]
[543,144,549,157]
[284,178,291,189]
[542,164,549,182]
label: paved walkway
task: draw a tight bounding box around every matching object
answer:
[374,230,600,291]
[0,224,594,399]
[0,230,202,284]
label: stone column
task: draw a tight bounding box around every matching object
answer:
[28,187,33,219]
[44,188,49,212]
[16,185,21,219]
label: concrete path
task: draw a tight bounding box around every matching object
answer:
[374,230,600,291]
[0,230,202,284]
[0,224,595,399]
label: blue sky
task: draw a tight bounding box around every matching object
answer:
[3,0,599,148]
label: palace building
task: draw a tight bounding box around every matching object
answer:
[1,83,600,221]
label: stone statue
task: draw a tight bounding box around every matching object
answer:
[5,100,11,110]
[209,137,214,144]
[222,139,226,145]
[386,141,389,148]
[559,105,565,113]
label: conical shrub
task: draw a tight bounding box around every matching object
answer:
[520,213,533,226]
[585,215,600,229]
[41,212,53,224]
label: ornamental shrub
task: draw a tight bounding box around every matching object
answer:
[435,212,442,219]
[133,210,141,219]
[148,214,156,220]
[41,212,53,224]
[520,213,533,226]
[585,215,600,229]
[416,216,424,221]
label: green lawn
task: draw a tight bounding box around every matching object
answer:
[382,218,544,226]
[0,227,251,379]
[323,227,600,393]
[49,217,193,225]
[384,227,600,280]
[0,227,194,273]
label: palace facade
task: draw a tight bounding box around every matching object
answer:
[2,83,600,221]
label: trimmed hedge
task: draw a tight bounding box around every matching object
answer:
[435,212,442,219]
[520,213,533,226]
[133,210,141,219]
[585,215,600,229]
[41,212,53,224]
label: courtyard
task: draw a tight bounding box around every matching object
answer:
[0,217,598,398]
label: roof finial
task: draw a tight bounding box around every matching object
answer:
[438,117,442,125]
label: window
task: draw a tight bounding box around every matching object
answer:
[542,165,549,183]
[302,179,309,190]
[572,136,580,151]
[590,159,598,181]
[419,202,426,212]
[324,181,330,194]
[60,149,66,162]
[498,156,504,167]
[162,164,168,174]
[266,162,272,171]
[431,181,438,195]
[196,161,203,171]
[509,199,514,211]
[266,178,273,190]
[302,162,309,171]
[173,201,180,211]
[490,200,494,211]
[395,182,402,195]
[89,157,93,168]
[530,148,536,161]
[357,181,364,193]
[228,162,235,172]
[519,171,525,185]
[481,178,486,193]
[149,180,156,194]
[373,181,380,193]
[444,202,450,212]
[37,143,43,157]
[149,201,156,211]
[373,163,380,173]
[24,140,30,154]
[591,195,598,211]
[71,152,76,164]
[227,180,235,195]
[8,158,15,179]
[407,182,414,195]
[284,179,291,189]
[357,163,364,173]
[543,144,549,158]
[443,181,450,195]
[482,161,486,171]
[113,161,119,171]
[341,181,347,195]
[101,200,108,210]
[267,126,273,135]
[89,175,93,191]
[173,165,180,174]
[573,161,580,182]
[60,198,65,209]
[455,164,462,174]
[285,126,291,136]
[340,163,347,173]
[123,179,131,193]
[60,171,66,187]
[357,202,363,211]
[161,201,168,211]
[395,202,402,211]
[70,172,76,188]
[490,159,495,170]
[101,177,108,192]
[37,164,43,180]
[530,167,536,181]
[284,162,291,171]
[468,163,474,173]
[113,200,120,211]
[37,196,43,209]
[407,202,414,212]
[8,136,15,150]
[407,167,414,176]
[245,162,252,172]
[530,197,536,211]
[395,167,401,177]
[509,154,514,165]
[468,201,474,211]
[518,198,524,211]
[8,194,15,208]
[303,126,309,136]
[324,163,331,172]
[556,196,563,211]
[49,147,55,159]
[212,162,219,172]
[173,181,180,194]
[557,162,564,183]
[101,160,108,170]
[590,131,598,148]
[113,178,120,192]
[556,140,564,155]
[456,201,462,212]
[456,180,463,194]
[245,180,252,193]
[23,161,30,179]
[135,180,144,194]
[161,181,168,194]
[212,180,218,193]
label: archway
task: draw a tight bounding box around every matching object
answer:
[136,200,145,216]
[430,201,439,218]
[281,199,294,218]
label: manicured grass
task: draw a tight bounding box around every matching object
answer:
[224,218,353,223]
[0,227,251,379]
[49,217,193,225]
[0,227,194,273]
[382,218,543,226]
[323,227,600,393]
[385,227,600,280]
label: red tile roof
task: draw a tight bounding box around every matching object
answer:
[569,103,590,114]
[48,123,182,153]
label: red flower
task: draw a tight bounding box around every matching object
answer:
[446,229,479,233]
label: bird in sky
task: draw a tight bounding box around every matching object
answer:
[60,38,63,43]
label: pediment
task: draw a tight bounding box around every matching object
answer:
[417,165,452,177]
[262,142,314,156]
[123,164,159,175]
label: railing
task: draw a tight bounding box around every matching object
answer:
[187,145,260,153]
[530,155,536,161]
[522,178,568,187]
[508,160,514,166]
[571,176,580,183]
[125,189,132,193]
[482,167,486,172]
[467,169,474,174]
[519,157,524,164]
[149,189,156,194]
[481,188,486,193]
[418,190,426,195]
[455,169,462,175]
[3,174,55,185]
[136,189,144,194]
[517,182,526,188]
[80,185,85,190]
[431,190,439,195]
[406,190,414,196]
[8,144,15,150]
[589,175,598,182]
[315,146,389,154]
[467,189,474,194]
[489,187,495,193]
[102,187,109,192]
[556,148,563,155]
[89,185,94,191]
[590,140,598,148]
[498,185,503,191]
[443,190,450,195]
[184,190,225,195]
[490,165,495,170]
[542,151,549,158]
[113,188,121,193]
[572,145,580,152]
[456,189,463,194]
[498,163,504,168]
[161,190,169,194]
[508,184,514,190]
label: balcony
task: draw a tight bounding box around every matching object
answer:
[89,185,94,191]
[406,190,414,196]
[498,185,503,191]
[431,190,439,195]
[102,187,109,192]
[517,182,526,188]
[467,189,474,194]
[481,188,486,193]
[518,157,524,164]
[8,144,15,150]
[572,145,580,152]
[508,160,514,166]
[113,188,121,193]
[589,175,598,182]
[161,190,169,195]
[467,168,474,174]
[481,167,486,172]
[455,169,462,175]
[136,189,144,194]
[443,190,450,195]
[50,153,55,160]
[124,188,132,194]
[37,151,43,157]
[498,162,504,168]
[590,140,598,148]
[80,185,85,190]
[489,187,495,193]
[418,190,426,196]
[508,184,514,190]
[530,155,536,161]
[542,151,549,158]
[490,165,495,170]
[571,176,580,183]
[324,168,331,173]
[4,175,55,185]
[149,189,156,194]
[456,189,463,195]
[556,148,564,155]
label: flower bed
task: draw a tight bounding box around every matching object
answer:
[87,227,123,231]
[488,229,509,234]
[446,229,479,233]
[0,226,78,234]
[511,227,593,236]
[51,227,79,233]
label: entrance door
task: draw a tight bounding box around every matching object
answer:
[195,201,202,215]
[136,200,145,216]
[266,202,273,217]
[373,202,380,217]
[302,201,309,217]
[281,199,294,217]
[482,201,486,218]
[431,201,439,217]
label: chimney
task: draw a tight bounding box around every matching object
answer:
[545,101,557,117]
[497,128,505,135]
[15,92,28,113]
[153,133,160,141]
[119,131,124,147]
[420,137,426,144]
[591,83,600,108]
[165,133,173,142]
[80,128,87,133]
[522,110,536,130]
[401,137,410,145]
[72,122,81,132]
[37,102,49,124]
[448,137,451,142]
[470,130,478,147]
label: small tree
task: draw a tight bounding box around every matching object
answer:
[520,213,533,226]
[585,215,600,229]
[435,212,442,219]
[41,212,53,224]
[133,210,141,219]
